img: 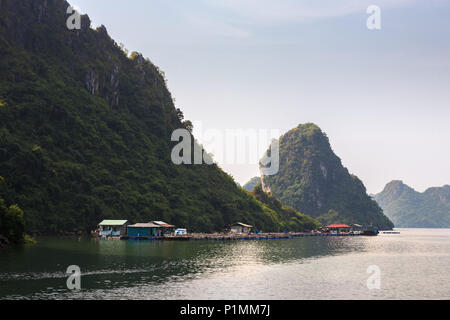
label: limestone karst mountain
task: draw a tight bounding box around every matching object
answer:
[260,123,394,229]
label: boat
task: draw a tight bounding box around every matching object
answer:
[361,225,379,236]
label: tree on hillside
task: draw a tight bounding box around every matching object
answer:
[0,198,25,244]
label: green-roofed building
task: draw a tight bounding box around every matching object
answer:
[98,220,129,237]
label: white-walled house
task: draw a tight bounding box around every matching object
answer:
[230,222,253,234]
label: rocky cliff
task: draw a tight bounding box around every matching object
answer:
[261,123,394,229]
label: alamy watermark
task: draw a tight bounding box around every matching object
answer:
[66,6,81,30]
[366,265,381,290]
[66,265,81,290]
[66,5,381,32]
[367,5,381,30]
[171,122,280,176]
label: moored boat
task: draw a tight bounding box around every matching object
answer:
[361,226,379,236]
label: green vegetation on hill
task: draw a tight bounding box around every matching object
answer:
[251,185,321,232]
[0,197,25,244]
[0,0,318,234]
[243,177,261,191]
[0,175,31,246]
[261,123,394,229]
[374,181,450,228]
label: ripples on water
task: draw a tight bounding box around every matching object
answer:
[0,229,449,300]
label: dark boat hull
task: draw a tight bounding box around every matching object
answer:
[361,230,379,236]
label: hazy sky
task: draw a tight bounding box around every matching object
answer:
[69,0,450,194]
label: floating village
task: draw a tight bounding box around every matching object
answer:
[95,220,381,241]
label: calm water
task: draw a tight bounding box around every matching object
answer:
[0,228,449,300]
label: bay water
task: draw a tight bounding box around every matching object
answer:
[0,228,449,299]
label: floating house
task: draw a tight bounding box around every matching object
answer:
[127,223,161,237]
[151,221,176,236]
[98,220,129,237]
[230,222,253,234]
[325,224,352,233]
[97,219,179,239]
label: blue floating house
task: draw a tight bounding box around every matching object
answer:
[98,220,129,237]
[127,223,162,237]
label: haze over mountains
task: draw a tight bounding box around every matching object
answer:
[374,181,450,228]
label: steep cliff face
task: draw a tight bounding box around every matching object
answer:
[261,123,394,229]
[375,181,450,228]
[0,0,318,233]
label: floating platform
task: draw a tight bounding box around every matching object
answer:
[120,236,190,241]
[186,233,363,241]
[99,232,371,242]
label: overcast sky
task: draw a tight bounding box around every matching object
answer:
[69,0,450,194]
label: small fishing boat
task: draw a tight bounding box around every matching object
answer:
[361,226,379,236]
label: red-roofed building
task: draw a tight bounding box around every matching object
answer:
[150,221,176,236]
[325,224,352,233]
[326,224,351,228]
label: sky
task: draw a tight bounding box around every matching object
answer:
[69,0,450,194]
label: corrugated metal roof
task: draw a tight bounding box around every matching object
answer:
[99,220,128,226]
[231,222,253,228]
[152,221,168,225]
[151,221,175,227]
[128,223,160,228]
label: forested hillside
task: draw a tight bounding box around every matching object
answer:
[0,0,318,234]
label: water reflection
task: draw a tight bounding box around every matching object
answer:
[1,229,449,299]
[0,236,369,297]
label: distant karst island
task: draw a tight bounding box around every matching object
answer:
[374,181,450,228]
